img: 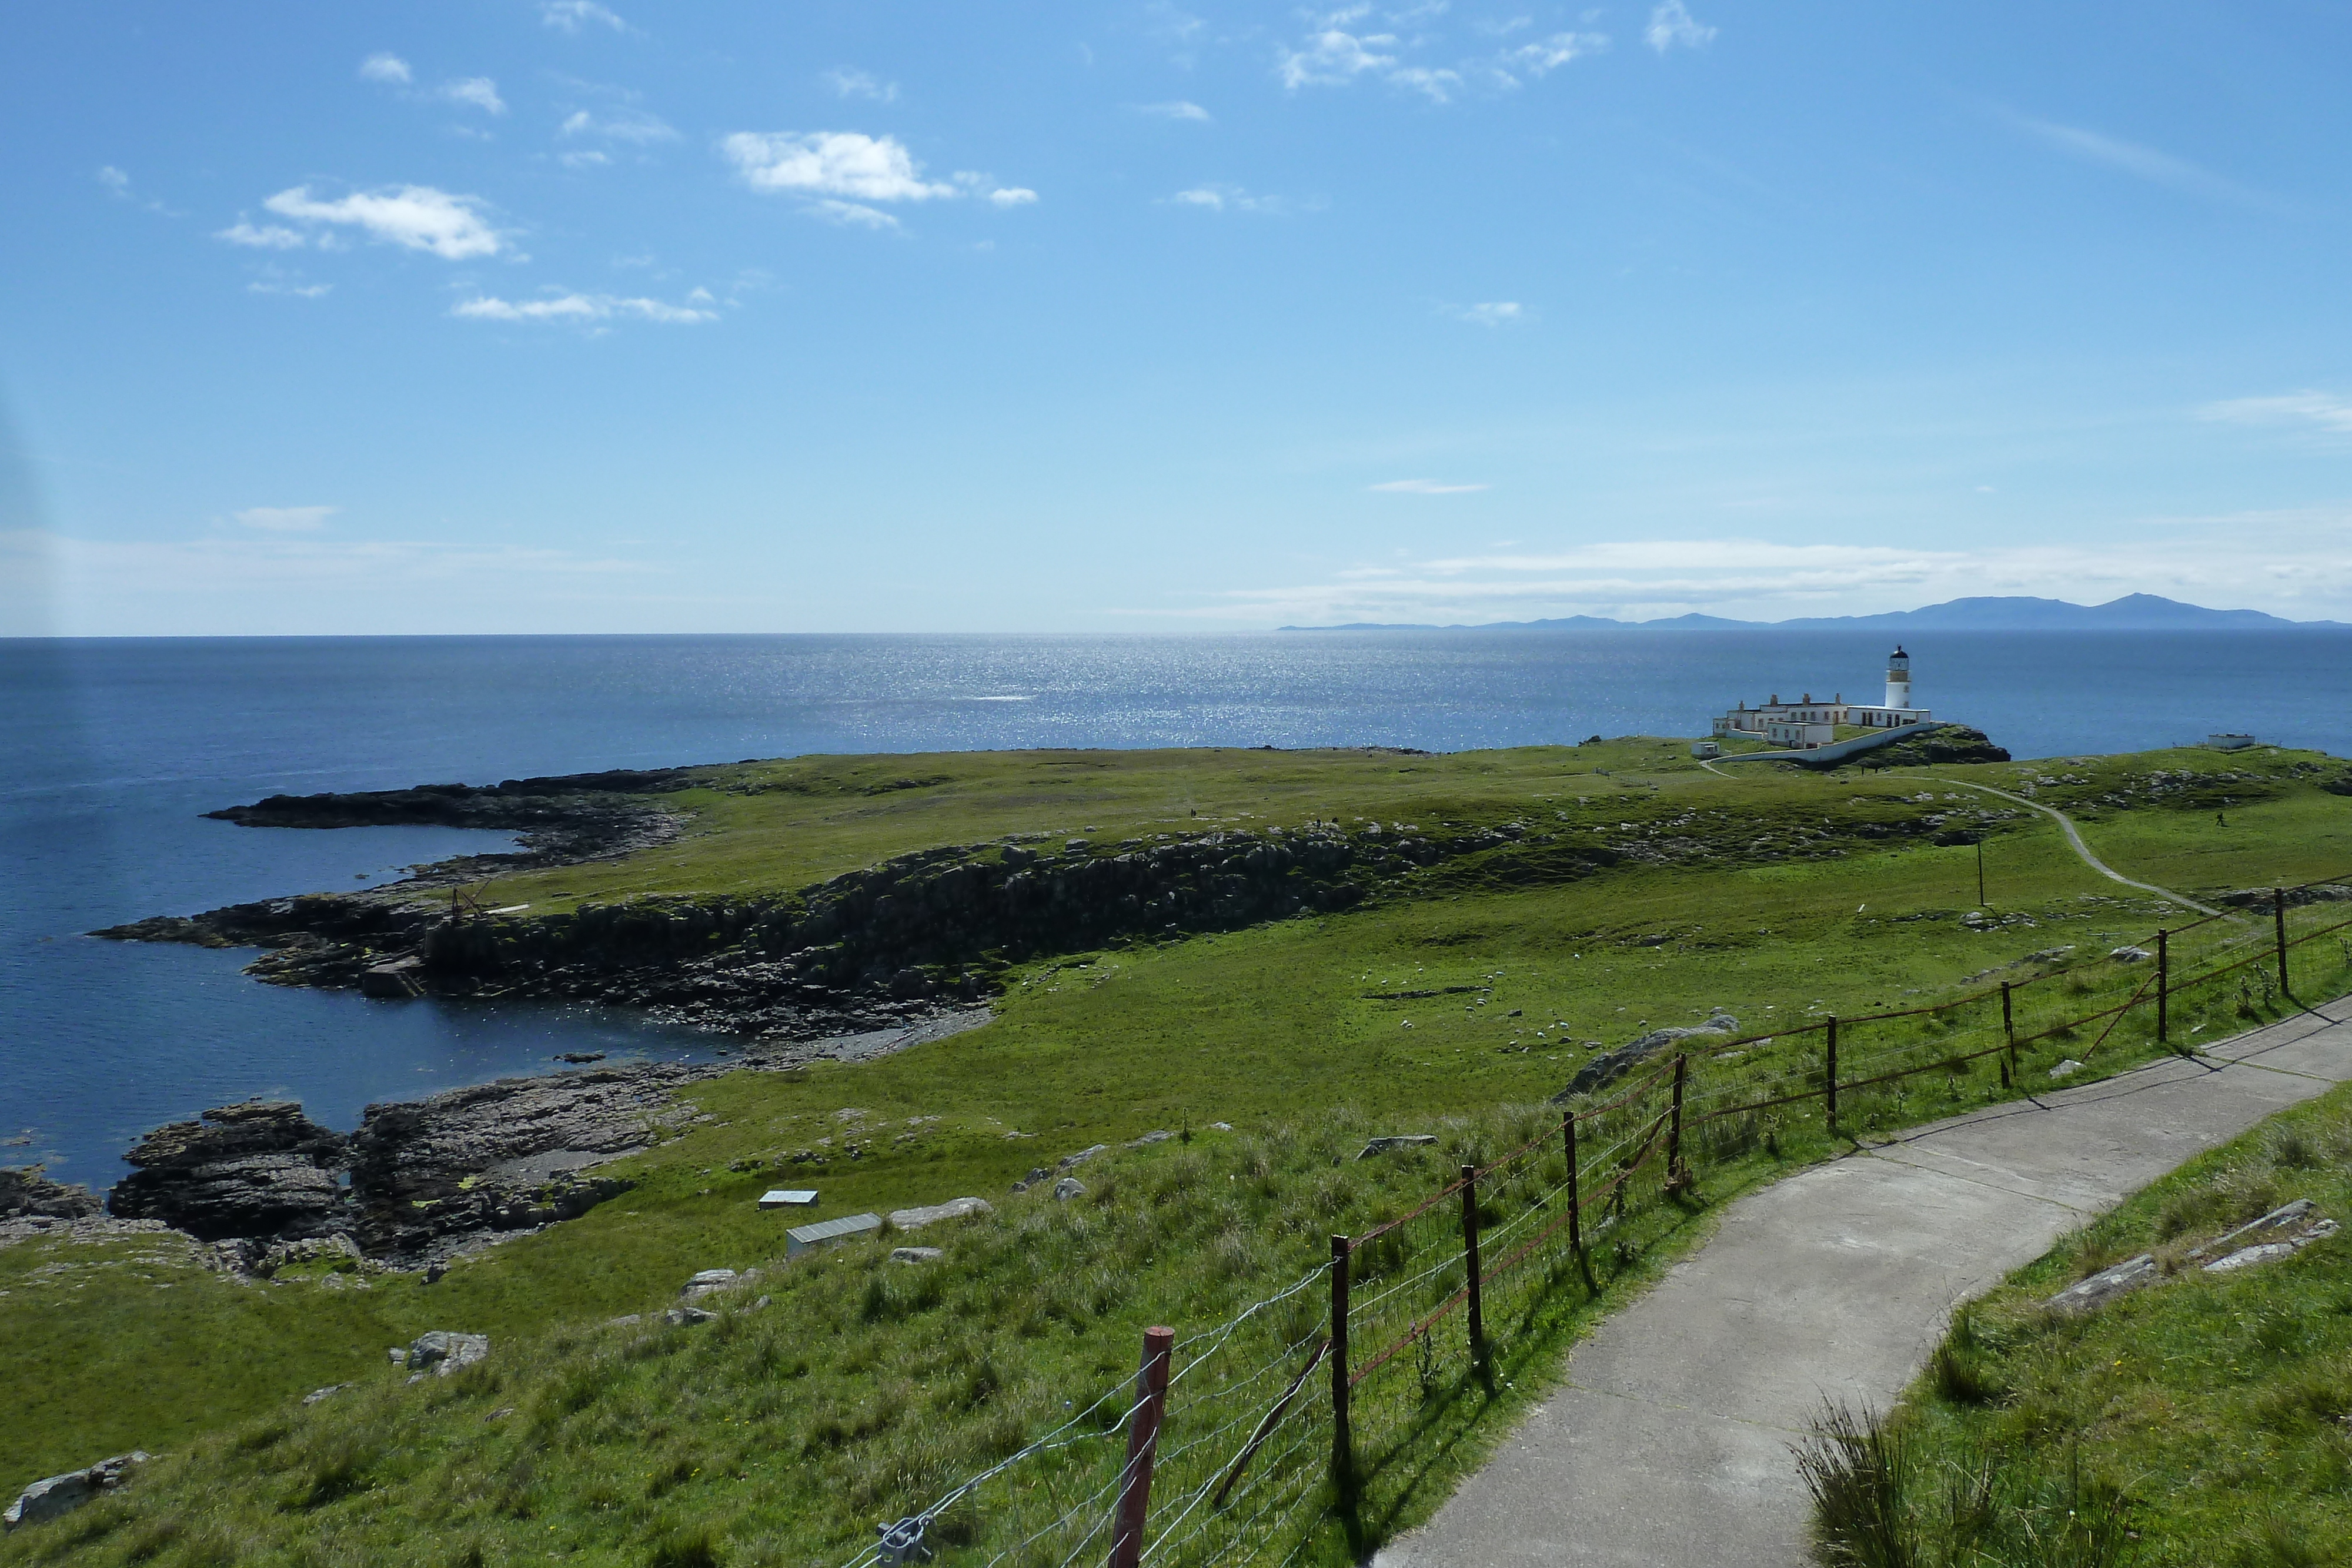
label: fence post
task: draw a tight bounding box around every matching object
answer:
[1460,1166,1486,1373]
[2001,982,2016,1079]
[1824,1017,1839,1132]
[1108,1325,1175,1568]
[1563,1111,1595,1291]
[2275,888,2290,994]
[1667,1053,1689,1188]
[1328,1235,1352,1496]
[2156,928,2169,1044]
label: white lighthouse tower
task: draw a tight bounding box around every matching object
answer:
[1884,646,1912,711]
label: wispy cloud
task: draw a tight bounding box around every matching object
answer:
[2004,112,2279,209]
[1645,1,1716,54]
[540,1,629,34]
[1278,8,1611,99]
[808,199,901,230]
[1135,100,1212,122]
[216,220,308,249]
[1444,301,1523,326]
[2202,392,2352,436]
[261,185,506,259]
[359,52,412,85]
[824,68,899,103]
[96,165,180,215]
[440,77,507,115]
[452,291,717,325]
[1369,479,1489,494]
[1278,24,1399,89]
[720,131,957,202]
[1165,183,1289,214]
[987,187,1038,208]
[235,506,336,531]
[1506,32,1607,76]
[247,276,332,299]
[559,106,677,143]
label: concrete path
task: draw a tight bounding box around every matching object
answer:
[1373,999,2352,1568]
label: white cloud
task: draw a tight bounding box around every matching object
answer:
[1446,301,1523,325]
[824,68,899,103]
[988,186,1038,207]
[359,52,412,85]
[1369,479,1490,494]
[1166,183,1288,214]
[1135,100,1212,121]
[262,185,505,259]
[248,279,332,299]
[1279,27,1399,89]
[1388,66,1463,102]
[1508,31,1608,75]
[452,292,717,324]
[2201,392,2352,436]
[2005,113,2277,209]
[560,149,612,169]
[808,199,901,230]
[541,1,629,34]
[1645,1,1716,52]
[216,220,308,249]
[96,165,130,195]
[235,506,336,531]
[720,131,957,202]
[560,106,677,143]
[440,77,507,115]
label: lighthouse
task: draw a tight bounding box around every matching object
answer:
[1885,646,1912,711]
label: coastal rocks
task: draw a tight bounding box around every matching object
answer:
[343,1070,680,1261]
[1555,1012,1740,1102]
[359,955,427,999]
[1828,725,2011,770]
[106,1102,349,1242]
[0,1167,102,1222]
[2043,1254,2158,1314]
[4,1452,149,1531]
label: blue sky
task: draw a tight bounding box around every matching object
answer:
[5,1,2352,635]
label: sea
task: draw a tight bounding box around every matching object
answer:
[7,630,2350,1191]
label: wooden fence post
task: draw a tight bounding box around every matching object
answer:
[2001,982,2016,1079]
[1824,1017,1839,1131]
[1108,1326,1175,1568]
[1667,1053,1689,1188]
[2156,928,2169,1044]
[2276,888,2290,994]
[1460,1166,1486,1373]
[1564,1111,1594,1291]
[1328,1235,1352,1496]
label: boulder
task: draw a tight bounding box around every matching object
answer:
[887,1197,993,1230]
[664,1306,716,1327]
[1053,1177,1085,1202]
[890,1246,944,1264]
[302,1384,353,1406]
[2109,946,2152,964]
[1057,1144,1109,1172]
[2043,1253,2157,1315]
[4,1453,148,1530]
[406,1330,489,1376]
[1555,1014,1740,1101]
[2049,1059,2084,1080]
[107,1102,350,1242]
[1357,1135,1438,1159]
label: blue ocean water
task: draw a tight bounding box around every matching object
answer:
[6,630,2348,1188]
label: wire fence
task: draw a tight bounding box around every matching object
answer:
[839,873,2352,1566]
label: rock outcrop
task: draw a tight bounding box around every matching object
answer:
[0,1167,102,1222]
[4,1453,148,1531]
[106,1102,349,1242]
[1555,1012,1740,1101]
[1826,725,2011,769]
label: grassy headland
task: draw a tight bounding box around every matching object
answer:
[7,736,2351,1563]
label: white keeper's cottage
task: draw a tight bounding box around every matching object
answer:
[1712,647,1933,751]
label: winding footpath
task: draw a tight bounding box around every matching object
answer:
[1374,998,2352,1566]
[1906,775,2227,918]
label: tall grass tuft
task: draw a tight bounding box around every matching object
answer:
[1794,1402,1916,1568]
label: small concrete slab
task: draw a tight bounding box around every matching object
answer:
[759,1189,818,1209]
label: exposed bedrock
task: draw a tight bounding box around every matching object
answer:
[0,1166,105,1222]
[106,1102,349,1242]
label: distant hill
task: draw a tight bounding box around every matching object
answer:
[1279,594,2346,632]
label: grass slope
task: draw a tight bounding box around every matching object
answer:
[5,739,2350,1562]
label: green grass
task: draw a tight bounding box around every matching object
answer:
[1809,1080,2352,1568]
[6,738,2352,1563]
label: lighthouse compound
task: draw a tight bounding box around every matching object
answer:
[1710,647,1933,751]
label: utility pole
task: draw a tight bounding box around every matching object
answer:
[1976,838,1986,907]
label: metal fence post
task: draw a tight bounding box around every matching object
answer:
[2001,982,2016,1078]
[1667,1053,1689,1187]
[2156,928,2169,1044]
[1328,1235,1352,1495]
[1460,1165,1486,1372]
[1564,1111,1594,1291]
[1108,1326,1175,1568]
[2275,888,2290,994]
[1824,1017,1839,1131]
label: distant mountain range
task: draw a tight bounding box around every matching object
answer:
[1280,594,2347,633]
